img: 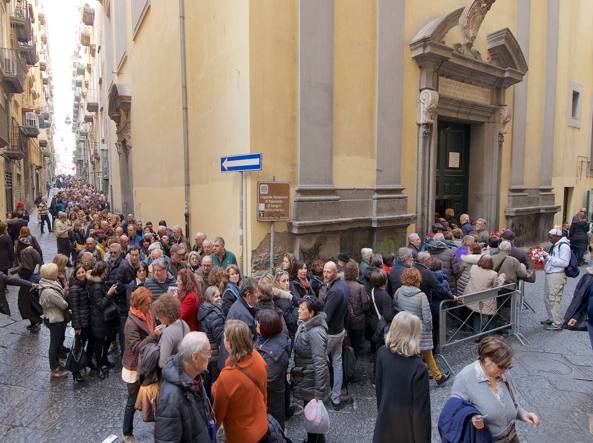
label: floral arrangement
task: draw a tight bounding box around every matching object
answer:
[528,247,547,270]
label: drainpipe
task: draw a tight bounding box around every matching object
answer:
[179,0,191,238]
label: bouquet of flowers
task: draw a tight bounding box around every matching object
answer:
[528,247,546,270]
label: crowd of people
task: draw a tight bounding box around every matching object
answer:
[3,176,578,443]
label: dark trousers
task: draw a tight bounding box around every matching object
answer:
[39,215,52,233]
[348,328,365,357]
[47,321,66,370]
[117,312,127,356]
[57,237,71,258]
[123,381,140,436]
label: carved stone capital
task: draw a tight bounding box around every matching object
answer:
[417,89,439,125]
[496,105,512,128]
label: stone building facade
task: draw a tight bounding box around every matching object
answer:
[87,0,593,272]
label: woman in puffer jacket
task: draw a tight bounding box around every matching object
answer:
[38,263,70,378]
[87,261,119,378]
[68,264,91,383]
[198,285,225,397]
[288,296,330,443]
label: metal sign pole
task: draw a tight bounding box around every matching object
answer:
[239,171,244,275]
[270,221,275,272]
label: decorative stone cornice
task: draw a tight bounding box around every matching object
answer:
[108,83,131,125]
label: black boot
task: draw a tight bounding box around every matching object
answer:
[73,372,84,384]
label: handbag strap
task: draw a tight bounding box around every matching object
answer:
[503,377,519,409]
[494,256,508,273]
[370,288,383,321]
[234,363,265,398]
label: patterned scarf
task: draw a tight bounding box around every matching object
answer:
[130,307,155,333]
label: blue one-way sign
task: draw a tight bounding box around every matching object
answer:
[220,153,263,172]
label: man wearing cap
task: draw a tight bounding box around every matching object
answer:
[337,252,350,275]
[541,228,572,330]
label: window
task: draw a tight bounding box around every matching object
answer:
[569,81,582,128]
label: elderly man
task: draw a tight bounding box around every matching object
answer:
[202,239,214,257]
[323,261,350,410]
[54,212,73,259]
[171,224,187,246]
[84,237,100,261]
[407,233,422,258]
[192,232,207,255]
[541,228,572,331]
[168,244,188,277]
[226,277,259,336]
[197,255,213,282]
[474,218,490,243]
[389,247,414,294]
[459,213,473,236]
[155,332,212,443]
[119,235,130,253]
[501,230,531,270]
[145,257,176,300]
[211,237,237,268]
[359,248,373,276]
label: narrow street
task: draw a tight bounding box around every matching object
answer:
[0,214,592,442]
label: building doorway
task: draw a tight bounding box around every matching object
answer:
[436,121,471,218]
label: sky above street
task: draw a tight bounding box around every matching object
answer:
[43,0,80,174]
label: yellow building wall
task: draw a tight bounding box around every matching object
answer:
[551,0,593,224]
[332,0,376,189]
[246,0,298,272]
[120,1,185,224]
[185,0,251,265]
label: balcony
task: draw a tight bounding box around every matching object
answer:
[39,60,46,71]
[4,118,24,160]
[0,48,25,93]
[82,4,95,26]
[80,27,91,47]
[9,0,32,43]
[42,73,48,85]
[17,39,37,65]
[38,12,45,25]
[84,113,94,123]
[86,99,98,112]
[39,137,47,147]
[21,111,39,137]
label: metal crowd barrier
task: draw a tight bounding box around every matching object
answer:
[438,283,529,351]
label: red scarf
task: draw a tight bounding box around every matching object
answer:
[130,307,155,333]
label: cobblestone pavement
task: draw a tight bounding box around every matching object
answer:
[1,213,593,442]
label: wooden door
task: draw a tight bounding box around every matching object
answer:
[436,122,470,217]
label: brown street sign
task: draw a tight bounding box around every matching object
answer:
[257,182,290,221]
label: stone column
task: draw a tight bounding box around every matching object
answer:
[416,89,439,234]
[510,0,530,188]
[116,141,133,214]
[298,0,334,189]
[539,0,559,188]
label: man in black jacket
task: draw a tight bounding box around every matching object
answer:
[106,243,135,355]
[155,332,212,443]
[323,261,350,410]
[415,252,455,351]
[389,247,414,295]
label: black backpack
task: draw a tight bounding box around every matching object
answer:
[559,243,580,278]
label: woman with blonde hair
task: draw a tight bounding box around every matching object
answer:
[373,311,430,443]
[38,263,70,378]
[213,320,268,443]
[52,253,70,291]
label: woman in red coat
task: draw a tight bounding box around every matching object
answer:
[176,268,201,331]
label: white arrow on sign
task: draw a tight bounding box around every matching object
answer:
[222,157,258,169]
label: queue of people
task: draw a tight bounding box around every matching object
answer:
[0,178,547,442]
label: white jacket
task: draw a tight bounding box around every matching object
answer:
[544,237,571,274]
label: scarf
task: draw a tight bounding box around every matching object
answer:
[130,307,155,333]
[299,276,310,291]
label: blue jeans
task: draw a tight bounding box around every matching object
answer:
[327,329,345,404]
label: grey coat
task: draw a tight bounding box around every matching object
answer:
[39,278,69,323]
[289,312,330,402]
[429,241,457,293]
[394,285,433,351]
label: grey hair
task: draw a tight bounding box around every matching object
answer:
[417,251,431,263]
[361,248,373,260]
[398,247,413,261]
[407,233,420,242]
[178,331,209,362]
[499,240,512,252]
[459,213,470,224]
[433,233,445,241]
[213,236,225,246]
[152,257,168,269]
[370,253,383,268]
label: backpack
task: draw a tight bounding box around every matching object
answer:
[559,243,580,278]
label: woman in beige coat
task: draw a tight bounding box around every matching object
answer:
[463,255,505,334]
